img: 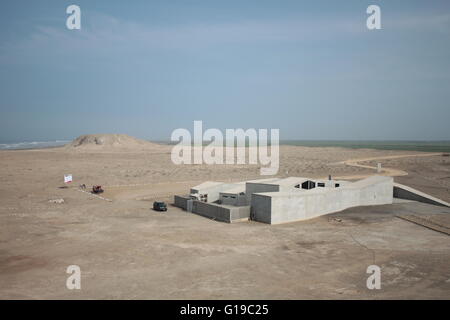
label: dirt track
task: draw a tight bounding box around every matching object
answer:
[333,153,444,180]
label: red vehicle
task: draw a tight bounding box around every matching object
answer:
[92,185,104,194]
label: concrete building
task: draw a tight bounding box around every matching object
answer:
[174,175,450,224]
[251,176,393,224]
[174,175,402,224]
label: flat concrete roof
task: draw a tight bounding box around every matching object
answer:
[193,176,391,197]
[275,177,309,186]
[253,176,393,198]
[247,177,349,188]
[255,188,327,198]
[245,178,282,184]
[221,183,246,194]
[346,175,392,188]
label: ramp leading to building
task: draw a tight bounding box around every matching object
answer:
[393,183,450,208]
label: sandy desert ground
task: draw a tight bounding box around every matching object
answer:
[0,135,449,299]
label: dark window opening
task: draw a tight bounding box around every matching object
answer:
[335,183,340,187]
[301,180,316,190]
[318,182,325,187]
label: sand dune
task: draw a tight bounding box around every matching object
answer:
[64,134,164,152]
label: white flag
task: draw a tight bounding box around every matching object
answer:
[64,174,73,183]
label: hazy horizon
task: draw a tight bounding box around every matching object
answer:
[1,1,450,142]
[2,136,450,144]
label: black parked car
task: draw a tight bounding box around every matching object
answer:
[153,201,167,212]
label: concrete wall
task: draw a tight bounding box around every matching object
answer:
[174,195,190,210]
[230,206,251,221]
[220,192,247,206]
[252,176,393,224]
[191,201,251,223]
[250,194,272,223]
[355,176,394,206]
[192,201,231,222]
[245,182,279,203]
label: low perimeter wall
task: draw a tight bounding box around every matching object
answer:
[174,195,250,222]
[192,201,250,223]
[174,195,190,210]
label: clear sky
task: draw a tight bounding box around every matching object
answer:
[0,0,449,142]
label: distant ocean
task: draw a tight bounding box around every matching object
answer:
[280,140,450,153]
[0,140,70,150]
[158,140,450,153]
[1,139,450,153]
